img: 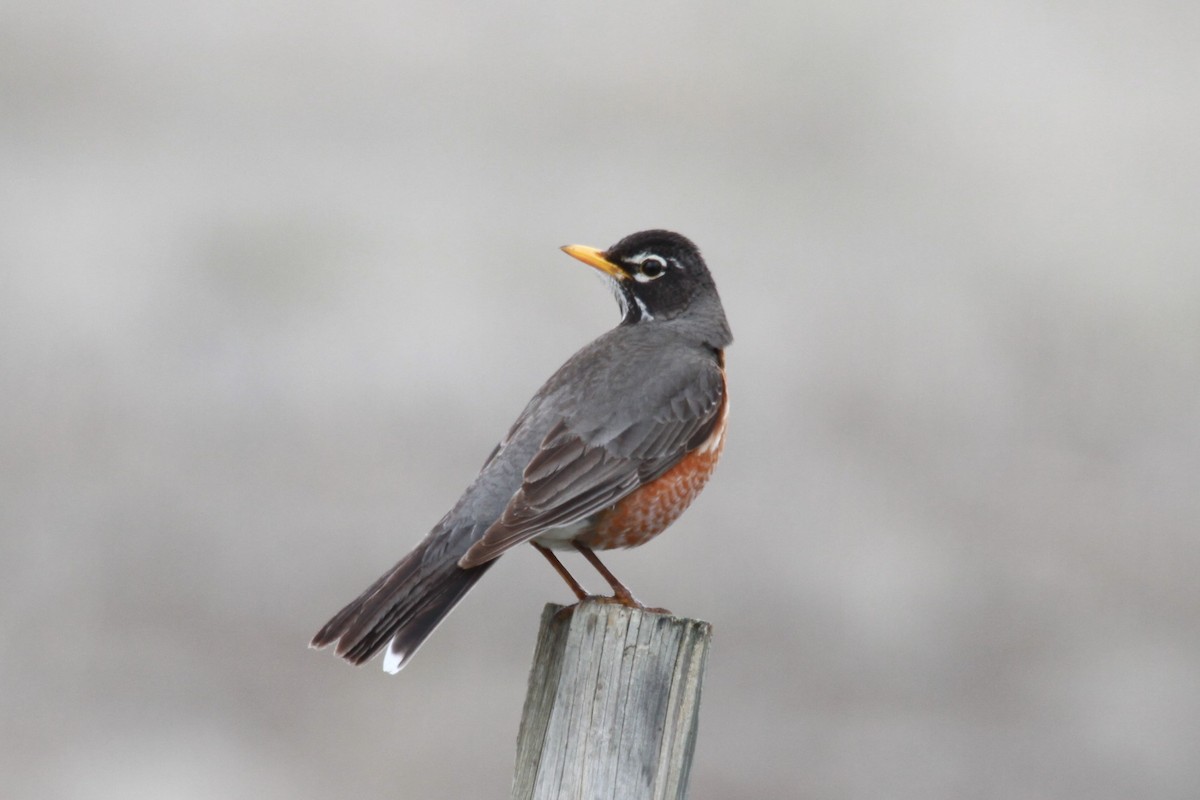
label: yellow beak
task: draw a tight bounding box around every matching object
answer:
[560,244,628,280]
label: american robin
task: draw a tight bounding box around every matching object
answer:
[311,230,732,672]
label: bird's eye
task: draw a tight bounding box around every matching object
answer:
[634,255,668,281]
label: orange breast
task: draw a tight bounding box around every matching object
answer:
[578,389,728,551]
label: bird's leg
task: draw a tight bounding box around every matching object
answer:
[571,543,656,610]
[573,544,671,614]
[530,542,588,601]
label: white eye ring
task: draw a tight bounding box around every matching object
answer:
[633,254,668,282]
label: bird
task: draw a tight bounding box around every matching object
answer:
[311,229,732,673]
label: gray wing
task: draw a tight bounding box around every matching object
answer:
[458,360,724,568]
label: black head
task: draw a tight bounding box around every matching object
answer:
[561,229,722,325]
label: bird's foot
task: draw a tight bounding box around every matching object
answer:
[609,587,670,614]
[563,592,671,615]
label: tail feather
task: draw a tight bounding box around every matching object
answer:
[311,535,493,672]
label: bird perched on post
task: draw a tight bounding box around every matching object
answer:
[311,230,732,672]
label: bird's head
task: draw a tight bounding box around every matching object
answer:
[561,230,722,326]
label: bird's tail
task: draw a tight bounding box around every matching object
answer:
[311,531,493,673]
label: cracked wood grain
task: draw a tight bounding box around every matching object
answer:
[511,600,712,800]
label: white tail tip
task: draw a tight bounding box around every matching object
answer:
[382,644,407,674]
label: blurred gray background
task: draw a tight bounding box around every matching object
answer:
[3,2,1198,798]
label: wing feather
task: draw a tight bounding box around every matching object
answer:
[458,360,725,568]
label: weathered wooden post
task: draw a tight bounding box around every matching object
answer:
[511,599,713,800]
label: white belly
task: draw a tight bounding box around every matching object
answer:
[530,518,594,549]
